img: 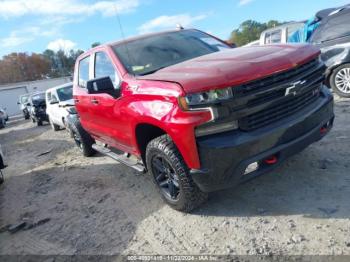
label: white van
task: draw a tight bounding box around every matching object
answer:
[46,83,74,131]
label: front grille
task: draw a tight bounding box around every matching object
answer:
[236,58,320,95]
[229,57,326,131]
[239,86,320,131]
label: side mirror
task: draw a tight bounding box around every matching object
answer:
[50,100,59,105]
[86,77,120,98]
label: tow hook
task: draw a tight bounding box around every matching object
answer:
[264,155,278,165]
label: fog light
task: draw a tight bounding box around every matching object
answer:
[244,162,259,175]
[195,121,238,137]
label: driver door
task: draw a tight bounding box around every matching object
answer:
[88,51,132,152]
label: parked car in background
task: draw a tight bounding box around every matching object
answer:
[252,4,350,97]
[46,83,74,131]
[0,144,5,184]
[0,107,9,128]
[258,21,306,45]
[72,28,334,211]
[17,94,31,119]
[28,92,49,126]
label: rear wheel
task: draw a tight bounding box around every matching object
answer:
[330,63,350,98]
[146,135,208,212]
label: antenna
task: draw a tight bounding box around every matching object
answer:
[113,3,134,75]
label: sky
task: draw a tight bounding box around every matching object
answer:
[0,0,349,57]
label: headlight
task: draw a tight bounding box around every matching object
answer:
[183,87,233,107]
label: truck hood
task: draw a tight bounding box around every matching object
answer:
[137,44,320,94]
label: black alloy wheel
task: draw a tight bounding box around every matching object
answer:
[146,135,208,212]
[152,155,180,202]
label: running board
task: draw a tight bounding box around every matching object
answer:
[92,144,145,173]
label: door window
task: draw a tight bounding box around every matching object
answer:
[78,56,90,88]
[51,94,58,103]
[94,52,120,88]
[47,92,52,102]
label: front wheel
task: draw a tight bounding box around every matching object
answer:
[50,119,60,131]
[330,63,350,98]
[23,110,30,120]
[146,135,208,212]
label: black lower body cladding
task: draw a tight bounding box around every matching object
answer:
[191,86,334,192]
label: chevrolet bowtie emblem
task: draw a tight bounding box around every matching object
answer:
[285,80,307,96]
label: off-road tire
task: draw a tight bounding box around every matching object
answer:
[50,119,60,131]
[330,63,350,98]
[146,135,208,212]
[70,117,96,157]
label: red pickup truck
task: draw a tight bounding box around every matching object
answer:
[73,29,334,212]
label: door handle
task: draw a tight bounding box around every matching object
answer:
[91,99,99,105]
[74,99,80,103]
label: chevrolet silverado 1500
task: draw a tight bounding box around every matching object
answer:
[72,29,334,212]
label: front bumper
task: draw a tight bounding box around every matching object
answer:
[191,87,334,192]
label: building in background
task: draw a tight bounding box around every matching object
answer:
[0,77,71,117]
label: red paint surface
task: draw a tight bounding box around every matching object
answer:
[74,32,320,169]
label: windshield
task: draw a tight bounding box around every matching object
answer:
[56,85,73,101]
[31,93,45,102]
[113,30,231,76]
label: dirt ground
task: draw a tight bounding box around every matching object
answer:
[0,95,349,257]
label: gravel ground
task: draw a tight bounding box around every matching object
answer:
[0,95,349,257]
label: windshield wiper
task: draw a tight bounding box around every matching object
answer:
[138,66,167,76]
